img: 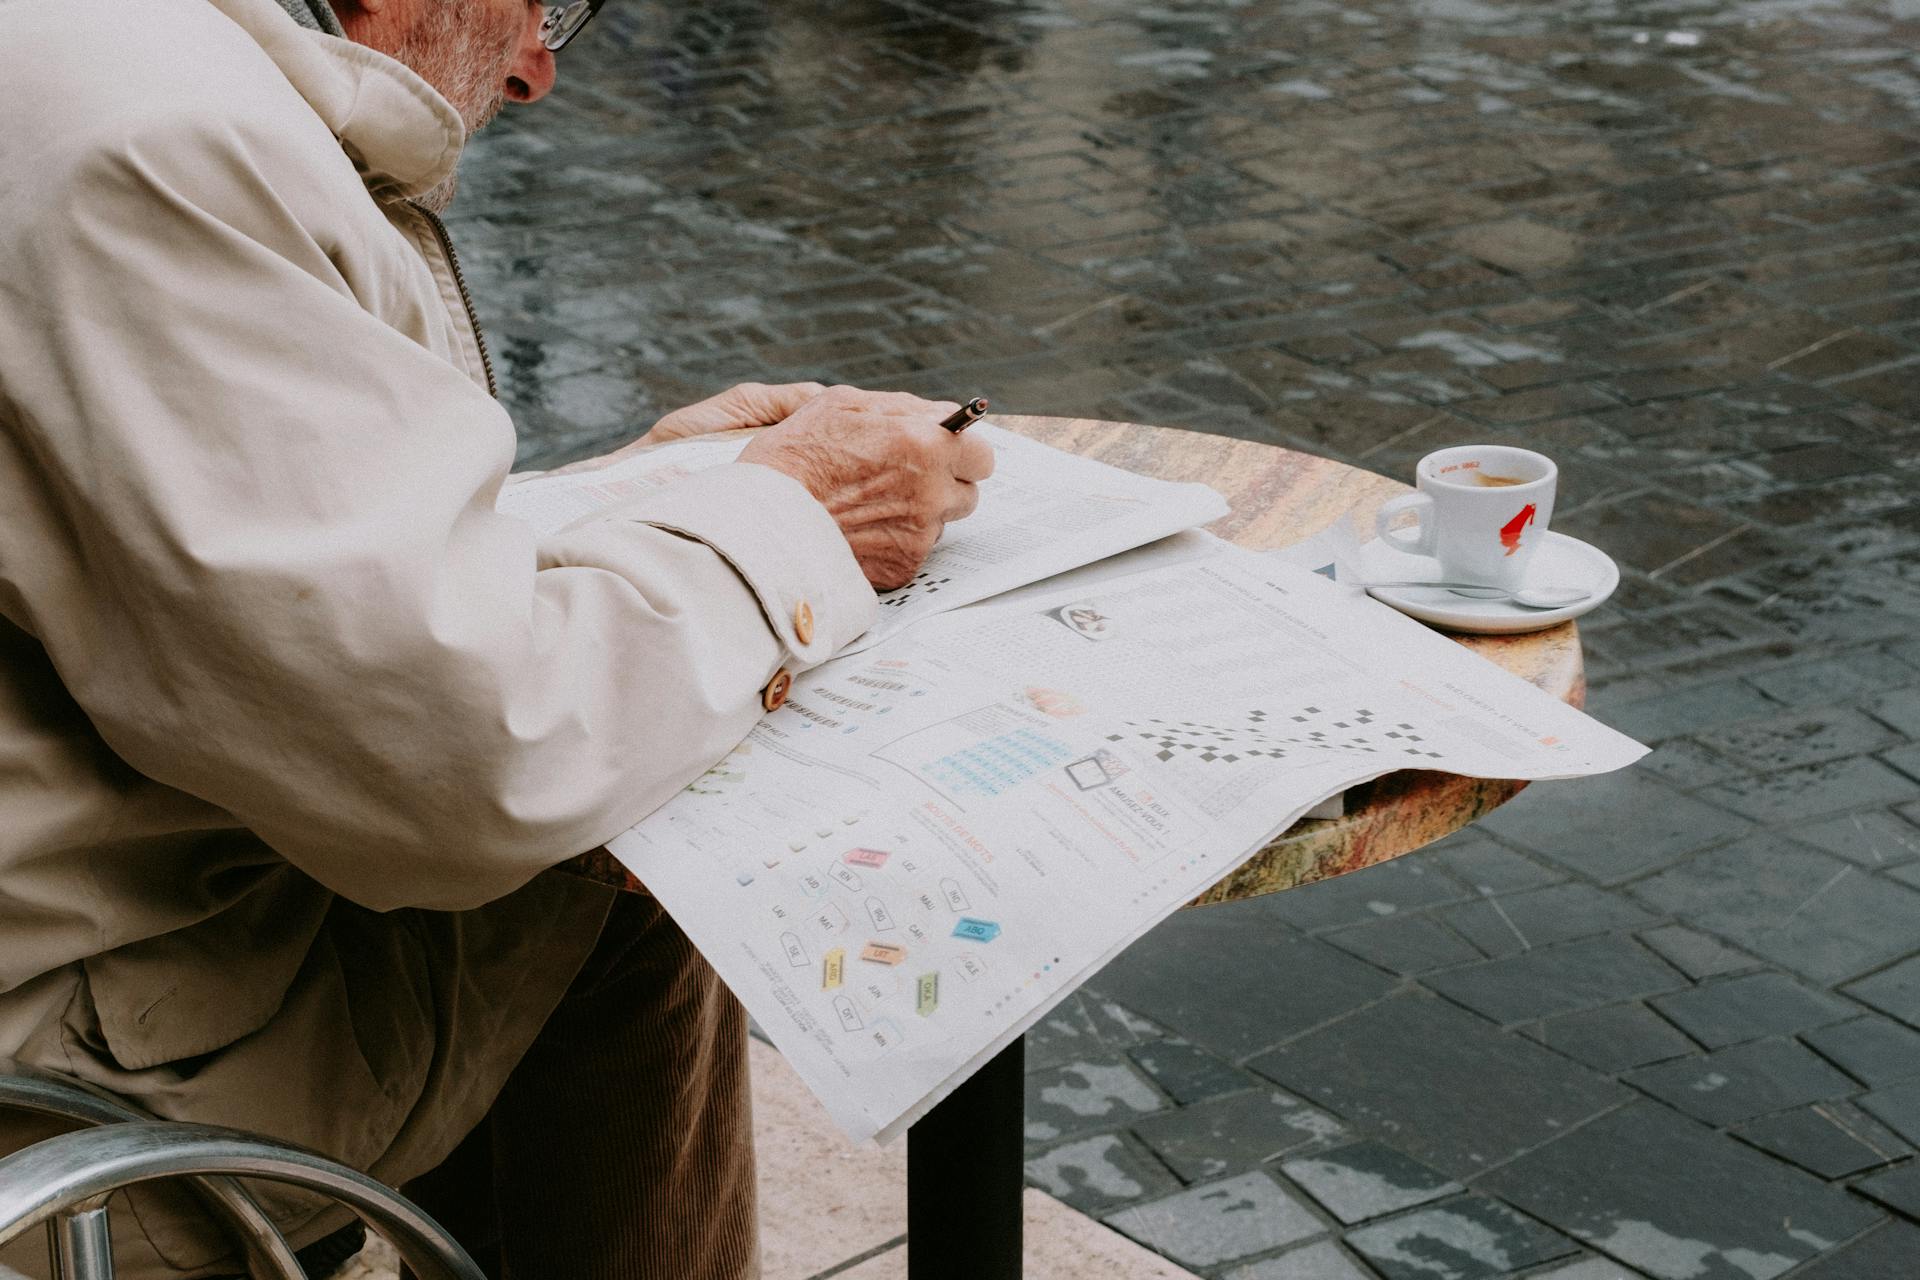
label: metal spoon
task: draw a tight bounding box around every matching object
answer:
[1357,581,1595,609]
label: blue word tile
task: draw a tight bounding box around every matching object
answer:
[952,918,1002,943]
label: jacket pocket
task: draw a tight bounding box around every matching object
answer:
[60,893,434,1272]
[82,868,333,1070]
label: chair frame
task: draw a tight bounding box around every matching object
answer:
[0,1064,482,1280]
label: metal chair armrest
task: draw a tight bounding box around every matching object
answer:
[0,1063,304,1280]
[0,1122,485,1280]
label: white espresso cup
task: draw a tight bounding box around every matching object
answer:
[1374,445,1557,589]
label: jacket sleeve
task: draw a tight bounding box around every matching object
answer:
[1,106,877,911]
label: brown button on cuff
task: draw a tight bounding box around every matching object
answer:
[762,668,793,712]
[794,600,815,647]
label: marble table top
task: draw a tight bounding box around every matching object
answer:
[564,416,1584,908]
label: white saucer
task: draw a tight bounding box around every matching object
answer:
[1348,531,1619,634]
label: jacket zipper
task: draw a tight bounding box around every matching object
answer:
[409,201,498,399]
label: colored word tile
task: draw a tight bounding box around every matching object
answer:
[822,947,844,990]
[952,918,1002,943]
[916,972,939,1017]
[844,847,891,869]
[861,941,907,966]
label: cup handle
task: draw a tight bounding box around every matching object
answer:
[1376,492,1436,556]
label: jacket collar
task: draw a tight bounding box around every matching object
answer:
[208,0,465,201]
[275,0,345,36]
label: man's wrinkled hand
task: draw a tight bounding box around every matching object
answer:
[643,381,828,445]
[737,386,996,591]
[529,382,827,479]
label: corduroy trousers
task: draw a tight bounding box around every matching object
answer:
[400,889,759,1280]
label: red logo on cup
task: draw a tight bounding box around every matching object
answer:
[1499,504,1537,556]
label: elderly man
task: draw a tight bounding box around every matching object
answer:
[0,0,993,1276]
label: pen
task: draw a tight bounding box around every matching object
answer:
[938,396,989,433]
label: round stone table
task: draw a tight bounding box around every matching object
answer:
[563,416,1587,1280]
[906,416,1585,1280]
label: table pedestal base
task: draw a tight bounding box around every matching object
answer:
[907,1037,1024,1280]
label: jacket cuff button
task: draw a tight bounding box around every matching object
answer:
[793,600,815,647]
[762,668,793,712]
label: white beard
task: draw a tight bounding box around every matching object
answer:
[391,0,519,209]
[416,170,461,215]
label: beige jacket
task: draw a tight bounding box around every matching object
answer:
[0,0,875,1270]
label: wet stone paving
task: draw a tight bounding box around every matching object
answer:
[449,0,1920,1274]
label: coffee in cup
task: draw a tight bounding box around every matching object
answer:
[1374,446,1557,589]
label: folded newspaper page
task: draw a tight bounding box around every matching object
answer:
[499,424,1229,653]
[608,539,1647,1143]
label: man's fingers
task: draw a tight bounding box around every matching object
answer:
[950,432,996,483]
[650,380,829,442]
[943,481,981,523]
[733,381,828,425]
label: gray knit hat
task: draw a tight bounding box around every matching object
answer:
[277,0,345,36]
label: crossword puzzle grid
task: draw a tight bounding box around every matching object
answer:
[877,569,954,609]
[1109,707,1443,763]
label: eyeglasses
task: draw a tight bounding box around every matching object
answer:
[539,0,604,51]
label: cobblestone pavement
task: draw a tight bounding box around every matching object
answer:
[450,0,1920,1275]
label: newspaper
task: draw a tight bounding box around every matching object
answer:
[499,424,1229,653]
[608,538,1647,1143]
